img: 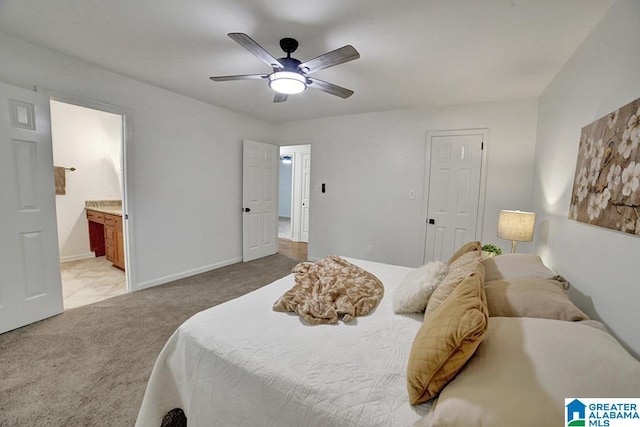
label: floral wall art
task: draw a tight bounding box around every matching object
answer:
[569,97,640,235]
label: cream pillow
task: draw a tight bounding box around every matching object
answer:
[482,253,555,281]
[424,251,483,316]
[406,269,488,404]
[484,278,589,321]
[392,261,448,314]
[416,317,640,426]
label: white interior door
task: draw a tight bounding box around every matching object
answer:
[0,82,63,333]
[423,130,486,263]
[242,140,278,262]
[300,150,311,243]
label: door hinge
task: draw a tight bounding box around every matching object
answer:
[481,142,484,150]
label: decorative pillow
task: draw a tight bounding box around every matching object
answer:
[482,253,555,282]
[446,241,482,265]
[484,278,589,321]
[424,250,483,316]
[392,261,448,314]
[415,317,640,427]
[406,268,489,404]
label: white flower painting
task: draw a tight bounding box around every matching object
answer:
[569,97,640,235]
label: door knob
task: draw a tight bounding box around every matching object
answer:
[243,208,251,213]
[428,218,435,224]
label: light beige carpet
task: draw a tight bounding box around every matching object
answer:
[0,254,298,426]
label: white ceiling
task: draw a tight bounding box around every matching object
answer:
[0,0,614,123]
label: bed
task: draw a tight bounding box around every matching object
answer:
[136,246,640,427]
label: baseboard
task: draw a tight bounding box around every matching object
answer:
[60,252,95,263]
[134,257,243,291]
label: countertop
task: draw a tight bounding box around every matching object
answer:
[85,200,122,216]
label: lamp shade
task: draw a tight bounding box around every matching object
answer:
[497,210,536,242]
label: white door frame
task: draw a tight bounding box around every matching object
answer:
[44,89,135,291]
[422,128,488,263]
[279,146,295,240]
[279,144,311,243]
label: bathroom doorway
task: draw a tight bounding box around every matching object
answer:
[278,144,310,261]
[50,99,128,310]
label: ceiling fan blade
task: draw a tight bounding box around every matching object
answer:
[307,77,354,99]
[298,45,360,74]
[228,33,284,69]
[209,74,268,82]
[273,93,288,103]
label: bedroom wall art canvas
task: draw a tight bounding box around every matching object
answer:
[569,96,640,235]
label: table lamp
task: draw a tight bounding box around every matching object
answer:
[497,210,536,253]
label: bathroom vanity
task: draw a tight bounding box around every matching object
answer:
[85,200,125,271]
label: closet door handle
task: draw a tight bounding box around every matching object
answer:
[243,208,251,213]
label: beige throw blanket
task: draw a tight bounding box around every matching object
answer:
[273,256,384,324]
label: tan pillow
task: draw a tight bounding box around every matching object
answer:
[416,317,640,426]
[407,269,489,404]
[482,253,555,281]
[447,241,482,265]
[484,278,589,321]
[424,251,483,316]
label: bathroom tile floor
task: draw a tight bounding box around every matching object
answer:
[61,256,126,310]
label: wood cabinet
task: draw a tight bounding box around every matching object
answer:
[86,210,106,257]
[86,209,125,271]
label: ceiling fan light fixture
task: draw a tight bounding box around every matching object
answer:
[211,33,359,102]
[269,71,306,94]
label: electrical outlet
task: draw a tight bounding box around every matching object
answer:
[367,245,374,255]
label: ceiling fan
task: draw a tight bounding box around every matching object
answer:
[209,33,360,103]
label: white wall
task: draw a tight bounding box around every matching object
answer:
[0,32,272,290]
[532,0,640,357]
[277,99,539,266]
[51,100,122,261]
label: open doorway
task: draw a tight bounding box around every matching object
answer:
[278,144,310,261]
[50,99,127,310]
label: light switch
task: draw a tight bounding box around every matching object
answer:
[409,189,416,200]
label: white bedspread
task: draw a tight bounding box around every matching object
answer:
[136,258,431,427]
